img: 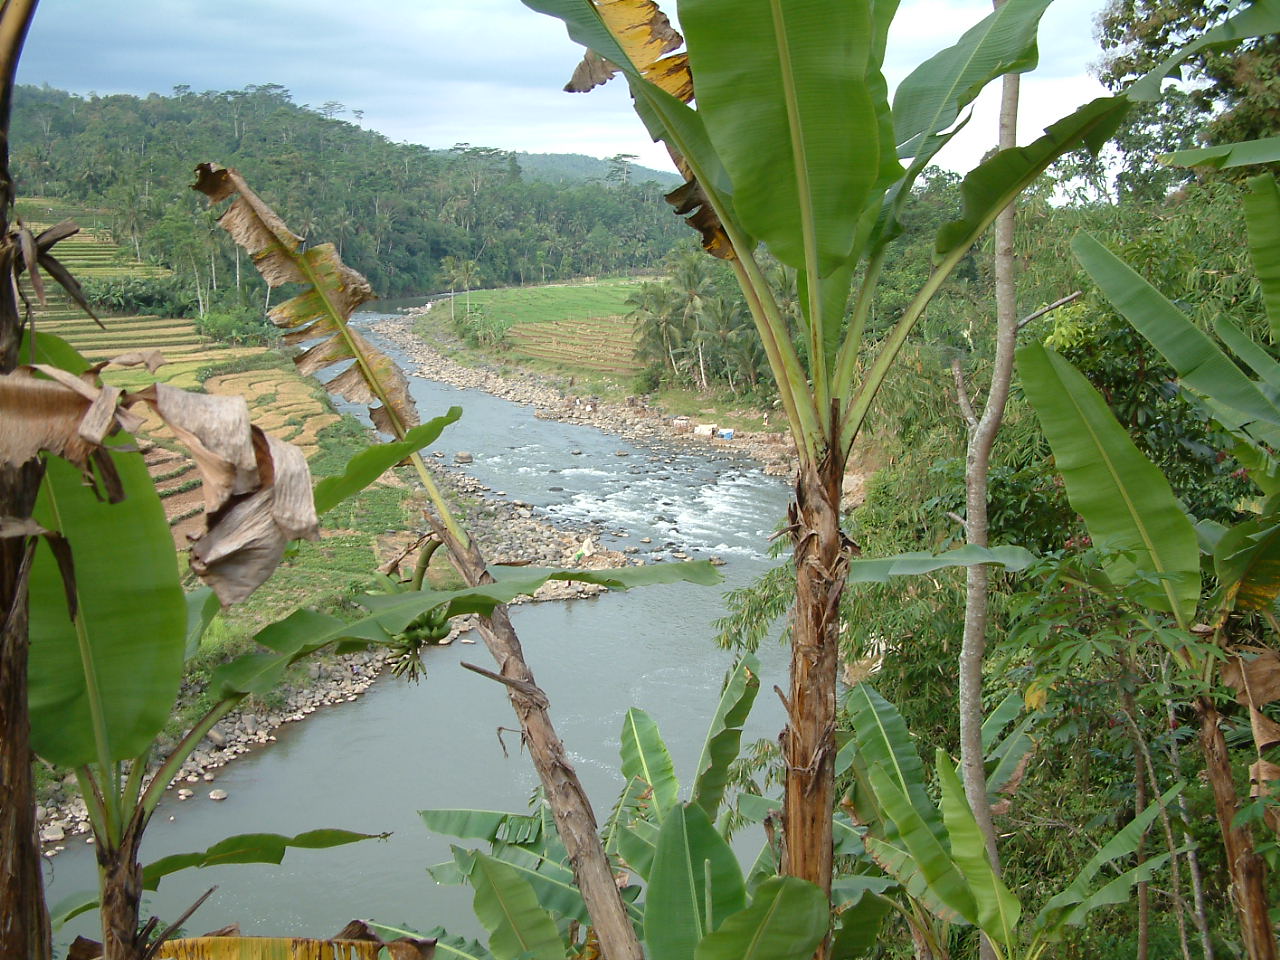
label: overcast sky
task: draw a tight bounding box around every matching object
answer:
[16,0,1111,174]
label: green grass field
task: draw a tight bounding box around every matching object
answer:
[459,277,641,327]
[447,278,646,377]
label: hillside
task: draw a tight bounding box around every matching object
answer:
[514,151,682,188]
[11,84,687,302]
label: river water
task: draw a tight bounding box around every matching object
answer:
[44,306,794,947]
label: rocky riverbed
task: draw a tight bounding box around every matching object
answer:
[370,307,802,478]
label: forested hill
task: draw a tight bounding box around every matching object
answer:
[514,151,682,187]
[10,84,686,297]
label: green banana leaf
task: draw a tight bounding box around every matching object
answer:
[845,684,944,844]
[935,751,1021,945]
[935,96,1128,259]
[644,803,746,960]
[735,793,781,824]
[28,450,186,767]
[894,0,1051,161]
[1245,173,1280,337]
[486,842,601,925]
[621,707,680,822]
[467,852,566,960]
[829,881,895,959]
[184,586,221,660]
[692,876,829,960]
[1071,231,1280,441]
[1213,514,1280,612]
[617,816,660,882]
[1034,783,1182,937]
[1161,135,1280,169]
[212,561,723,700]
[986,712,1036,799]
[1212,315,1280,390]
[312,407,462,514]
[1051,853,1176,934]
[679,0,885,279]
[418,808,541,844]
[370,923,493,960]
[55,829,383,926]
[143,829,382,889]
[1125,1,1280,104]
[845,544,1035,584]
[1017,341,1200,622]
[690,654,760,820]
[865,764,977,926]
[980,693,1024,754]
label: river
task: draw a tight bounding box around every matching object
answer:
[44,306,794,948]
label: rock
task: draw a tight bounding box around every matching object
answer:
[710,555,727,566]
[205,728,227,748]
[208,789,228,801]
[454,451,474,464]
[615,450,629,457]
[177,789,194,800]
[570,449,582,456]
[640,537,652,544]
[242,714,259,734]
[40,824,64,843]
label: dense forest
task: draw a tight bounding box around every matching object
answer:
[9,83,685,304]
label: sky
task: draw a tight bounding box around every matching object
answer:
[15,0,1113,175]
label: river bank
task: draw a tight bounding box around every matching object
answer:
[371,306,803,478]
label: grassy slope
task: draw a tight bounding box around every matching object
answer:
[425,278,774,433]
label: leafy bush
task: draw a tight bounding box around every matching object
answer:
[195,305,273,345]
[80,274,197,317]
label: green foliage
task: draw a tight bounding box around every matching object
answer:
[1017,340,1201,623]
[12,84,684,297]
[80,273,196,317]
[28,450,186,768]
[193,303,273,344]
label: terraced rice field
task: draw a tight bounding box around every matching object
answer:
[507,315,641,374]
[19,198,340,540]
[459,279,644,375]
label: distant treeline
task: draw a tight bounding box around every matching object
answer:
[10,83,687,300]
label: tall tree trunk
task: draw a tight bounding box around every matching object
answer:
[957,28,1019,960]
[0,5,52,959]
[1196,698,1276,960]
[782,453,851,915]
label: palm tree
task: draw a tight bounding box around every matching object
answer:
[627,280,684,379]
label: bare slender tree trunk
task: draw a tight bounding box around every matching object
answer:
[1196,699,1276,960]
[957,28,1019,960]
[1160,662,1215,960]
[435,527,644,960]
[782,454,851,922]
[0,6,52,958]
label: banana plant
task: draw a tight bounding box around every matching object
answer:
[415,655,837,960]
[1017,156,1280,957]
[840,684,1178,960]
[519,0,1280,913]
